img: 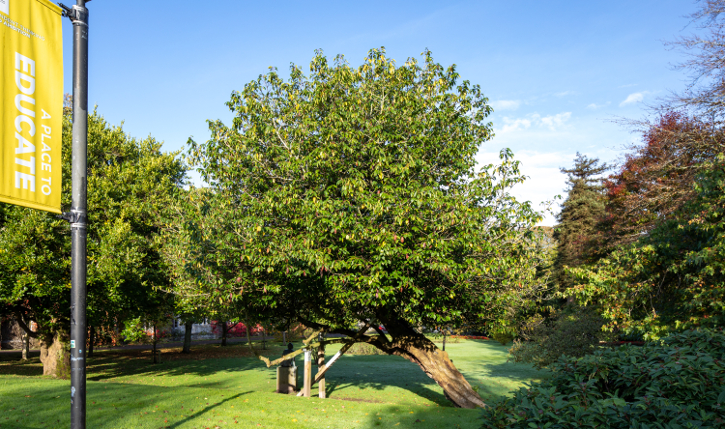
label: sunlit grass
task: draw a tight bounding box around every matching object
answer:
[0,339,546,428]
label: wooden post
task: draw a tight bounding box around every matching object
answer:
[297,338,358,396]
[303,348,312,397]
[317,333,326,398]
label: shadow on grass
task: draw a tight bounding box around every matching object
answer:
[167,391,250,429]
[0,356,44,377]
[360,403,482,429]
[0,377,255,428]
[308,355,453,406]
[88,355,266,381]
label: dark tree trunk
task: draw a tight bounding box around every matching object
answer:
[152,323,159,364]
[442,330,447,352]
[182,320,192,353]
[221,321,228,347]
[373,319,484,409]
[88,325,95,358]
[261,324,267,350]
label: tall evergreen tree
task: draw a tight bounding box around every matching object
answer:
[553,153,609,290]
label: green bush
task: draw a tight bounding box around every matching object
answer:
[347,342,387,356]
[508,307,614,369]
[481,329,725,428]
[492,331,514,346]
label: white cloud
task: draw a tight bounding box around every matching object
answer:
[499,117,532,134]
[619,91,648,107]
[476,150,573,226]
[540,112,572,131]
[618,83,638,88]
[496,111,572,135]
[554,91,575,97]
[492,99,520,111]
[586,102,610,109]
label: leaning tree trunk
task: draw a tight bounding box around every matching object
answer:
[39,332,70,378]
[379,322,484,409]
[182,320,193,353]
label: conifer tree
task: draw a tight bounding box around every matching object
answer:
[553,153,609,290]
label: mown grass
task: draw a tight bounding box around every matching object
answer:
[0,339,546,428]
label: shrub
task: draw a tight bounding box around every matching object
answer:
[481,328,725,428]
[491,331,514,346]
[508,307,614,369]
[347,342,387,356]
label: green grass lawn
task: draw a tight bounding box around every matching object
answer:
[0,339,547,428]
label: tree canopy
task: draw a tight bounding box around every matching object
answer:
[182,48,545,408]
[552,153,609,290]
[0,108,186,376]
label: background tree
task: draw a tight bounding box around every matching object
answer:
[667,0,725,119]
[597,112,719,249]
[560,0,725,341]
[569,153,725,339]
[0,109,186,376]
[553,153,609,290]
[183,48,546,408]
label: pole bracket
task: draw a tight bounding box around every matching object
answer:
[57,209,87,227]
[58,3,88,25]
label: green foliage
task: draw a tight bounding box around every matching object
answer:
[481,329,725,428]
[0,109,186,345]
[120,317,150,344]
[183,48,546,336]
[491,331,514,346]
[347,342,387,355]
[508,307,615,369]
[568,157,725,338]
[553,153,609,290]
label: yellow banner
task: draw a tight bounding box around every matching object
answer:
[1,0,62,213]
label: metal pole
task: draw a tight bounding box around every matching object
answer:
[66,1,89,428]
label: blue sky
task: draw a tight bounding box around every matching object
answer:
[62,1,700,224]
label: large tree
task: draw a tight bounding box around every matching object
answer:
[598,112,722,247]
[568,155,725,339]
[0,109,186,376]
[553,153,609,290]
[183,48,545,408]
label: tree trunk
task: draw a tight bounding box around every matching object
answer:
[378,322,484,409]
[182,320,192,353]
[88,325,95,358]
[152,323,159,364]
[39,332,70,378]
[261,324,267,350]
[221,321,228,347]
[21,330,29,360]
[442,330,447,352]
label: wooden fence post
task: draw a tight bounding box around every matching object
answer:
[303,348,312,397]
[318,332,326,398]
